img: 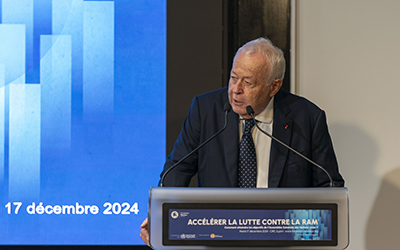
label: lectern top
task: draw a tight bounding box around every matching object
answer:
[149,187,349,250]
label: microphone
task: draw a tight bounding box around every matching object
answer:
[160,102,232,187]
[246,105,335,187]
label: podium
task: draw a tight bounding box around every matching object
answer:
[148,187,349,250]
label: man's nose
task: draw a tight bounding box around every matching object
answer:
[233,80,244,93]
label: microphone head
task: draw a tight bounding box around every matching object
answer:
[246,106,255,116]
[224,102,231,112]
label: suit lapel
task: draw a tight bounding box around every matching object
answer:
[268,91,293,187]
[223,110,239,187]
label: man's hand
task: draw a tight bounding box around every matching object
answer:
[140,217,150,246]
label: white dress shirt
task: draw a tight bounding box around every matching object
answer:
[239,97,274,188]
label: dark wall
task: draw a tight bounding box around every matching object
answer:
[230,0,292,91]
[166,0,226,154]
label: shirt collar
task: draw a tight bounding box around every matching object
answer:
[239,96,274,124]
[254,96,274,124]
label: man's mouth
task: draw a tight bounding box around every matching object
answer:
[233,98,244,105]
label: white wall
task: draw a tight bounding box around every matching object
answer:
[297,0,400,249]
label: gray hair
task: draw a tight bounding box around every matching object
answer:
[237,37,286,85]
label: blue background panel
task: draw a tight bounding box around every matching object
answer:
[0,0,166,245]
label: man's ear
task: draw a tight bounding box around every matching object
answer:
[269,79,283,97]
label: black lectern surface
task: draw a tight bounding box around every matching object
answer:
[148,187,349,250]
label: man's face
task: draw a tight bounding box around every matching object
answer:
[228,51,281,119]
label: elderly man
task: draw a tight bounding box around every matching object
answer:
[140,37,344,245]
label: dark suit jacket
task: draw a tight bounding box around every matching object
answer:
[161,87,344,187]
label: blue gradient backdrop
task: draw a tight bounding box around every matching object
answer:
[0,0,166,245]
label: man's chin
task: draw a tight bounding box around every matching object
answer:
[232,106,250,119]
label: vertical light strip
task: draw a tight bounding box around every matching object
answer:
[53,0,84,116]
[40,35,72,151]
[9,84,41,200]
[83,1,114,121]
[2,0,34,82]
[0,24,26,85]
[0,65,4,184]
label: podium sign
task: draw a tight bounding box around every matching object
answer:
[149,187,349,250]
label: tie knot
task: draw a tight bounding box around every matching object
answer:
[244,119,255,134]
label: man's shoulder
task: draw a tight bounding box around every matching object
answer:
[187,87,229,115]
[275,89,323,113]
[196,87,228,101]
[192,87,228,109]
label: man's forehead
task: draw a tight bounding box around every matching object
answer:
[231,68,256,78]
[232,53,268,78]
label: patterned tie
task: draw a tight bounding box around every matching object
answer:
[238,119,257,188]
